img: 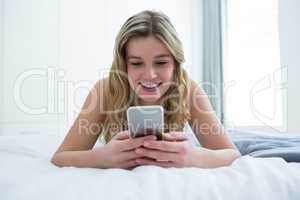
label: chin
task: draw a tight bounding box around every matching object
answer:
[137,95,162,105]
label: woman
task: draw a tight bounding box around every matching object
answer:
[51,10,241,169]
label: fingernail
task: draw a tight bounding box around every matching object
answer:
[136,149,142,154]
[144,141,149,146]
[147,136,156,140]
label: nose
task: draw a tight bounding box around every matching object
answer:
[143,65,157,80]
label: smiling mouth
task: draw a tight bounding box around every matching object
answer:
[139,81,162,89]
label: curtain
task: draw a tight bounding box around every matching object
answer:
[202,0,227,123]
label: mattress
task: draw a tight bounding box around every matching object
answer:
[1,131,300,200]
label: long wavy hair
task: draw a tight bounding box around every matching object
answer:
[101,10,191,143]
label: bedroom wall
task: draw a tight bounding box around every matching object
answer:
[278,0,300,133]
[0,0,60,136]
[0,0,203,136]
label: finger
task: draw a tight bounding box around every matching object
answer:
[119,135,157,151]
[143,140,184,153]
[135,158,175,168]
[162,134,176,141]
[113,131,130,140]
[119,159,139,169]
[167,132,189,141]
[163,132,189,141]
[120,150,145,161]
[135,147,178,162]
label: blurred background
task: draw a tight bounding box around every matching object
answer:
[0,0,299,138]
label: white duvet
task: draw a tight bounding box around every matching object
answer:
[1,134,300,200]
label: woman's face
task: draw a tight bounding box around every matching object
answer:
[126,36,176,105]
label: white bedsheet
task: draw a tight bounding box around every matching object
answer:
[1,134,300,200]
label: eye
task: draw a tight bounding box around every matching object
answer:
[131,62,143,66]
[155,61,168,66]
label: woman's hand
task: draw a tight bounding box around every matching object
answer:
[92,131,157,169]
[134,132,203,168]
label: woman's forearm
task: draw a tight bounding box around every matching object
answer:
[196,148,241,168]
[51,149,103,168]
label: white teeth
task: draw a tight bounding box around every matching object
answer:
[140,81,160,88]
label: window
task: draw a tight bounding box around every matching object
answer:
[225,0,286,131]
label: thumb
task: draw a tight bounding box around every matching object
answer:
[163,132,189,141]
[113,131,130,140]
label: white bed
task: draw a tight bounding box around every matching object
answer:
[1,133,300,200]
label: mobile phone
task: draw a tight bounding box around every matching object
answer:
[127,105,164,140]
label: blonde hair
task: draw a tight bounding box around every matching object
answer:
[101,10,191,143]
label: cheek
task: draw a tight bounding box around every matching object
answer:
[161,67,175,82]
[159,67,176,91]
[127,69,139,87]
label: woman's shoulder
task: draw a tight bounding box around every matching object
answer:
[186,78,210,115]
[187,78,201,92]
[93,77,110,99]
[186,78,200,103]
[94,77,109,91]
[85,78,109,115]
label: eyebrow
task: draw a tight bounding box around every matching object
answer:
[127,54,171,59]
